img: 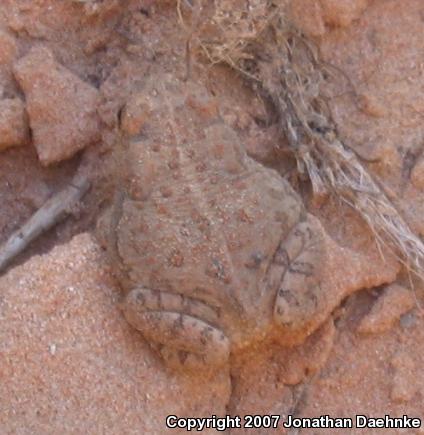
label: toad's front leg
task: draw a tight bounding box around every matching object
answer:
[122,288,230,370]
[273,216,328,345]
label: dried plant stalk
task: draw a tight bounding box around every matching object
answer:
[304,136,424,275]
[0,175,90,273]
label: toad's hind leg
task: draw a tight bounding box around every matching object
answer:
[122,288,230,370]
[273,216,327,344]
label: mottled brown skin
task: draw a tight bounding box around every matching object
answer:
[100,75,327,370]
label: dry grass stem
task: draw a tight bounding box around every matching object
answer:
[0,175,90,273]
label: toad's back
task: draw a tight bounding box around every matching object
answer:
[114,77,303,339]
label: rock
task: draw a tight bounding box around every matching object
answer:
[0,98,29,150]
[0,233,230,433]
[357,284,415,335]
[13,46,100,165]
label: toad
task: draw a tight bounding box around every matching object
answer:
[97,75,328,370]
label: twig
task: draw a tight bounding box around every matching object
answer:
[0,175,90,273]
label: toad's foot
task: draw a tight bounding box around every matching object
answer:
[122,288,230,370]
[273,216,327,345]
